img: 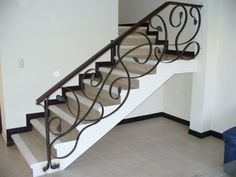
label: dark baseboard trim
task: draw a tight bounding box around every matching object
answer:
[48,99,65,106]
[7,112,45,146]
[210,130,223,139]
[119,112,222,140]
[96,61,114,71]
[7,111,223,146]
[26,112,45,128]
[6,126,32,146]
[161,112,190,126]
[189,129,223,140]
[166,50,195,57]
[188,129,211,139]
[62,86,80,98]
[118,113,163,125]
[119,112,190,126]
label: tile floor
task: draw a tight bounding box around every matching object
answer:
[0,117,224,177]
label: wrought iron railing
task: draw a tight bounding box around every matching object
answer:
[36,1,202,171]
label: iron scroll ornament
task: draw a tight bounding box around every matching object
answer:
[40,3,202,171]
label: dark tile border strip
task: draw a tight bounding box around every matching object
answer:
[189,129,223,139]
[6,111,222,146]
[119,112,222,140]
[118,113,163,125]
[161,112,190,126]
[188,129,211,139]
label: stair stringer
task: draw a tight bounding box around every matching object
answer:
[30,60,197,177]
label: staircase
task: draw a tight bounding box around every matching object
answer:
[9,2,202,177]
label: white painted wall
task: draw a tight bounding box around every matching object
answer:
[119,0,202,24]
[189,0,211,133]
[127,73,193,121]
[0,0,118,136]
[190,0,236,133]
[0,58,7,137]
[127,86,163,118]
[208,0,236,133]
[162,73,193,120]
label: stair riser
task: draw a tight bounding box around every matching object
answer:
[100,71,139,90]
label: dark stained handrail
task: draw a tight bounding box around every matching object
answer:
[36,1,202,104]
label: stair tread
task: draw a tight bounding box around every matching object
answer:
[32,118,79,143]
[49,103,100,123]
[83,79,119,96]
[49,104,77,126]
[99,67,139,77]
[125,34,156,38]
[12,129,48,166]
[31,119,62,145]
[66,91,101,110]
[119,44,161,49]
[67,85,120,106]
[66,91,105,112]
[118,26,146,29]
[98,67,139,89]
[118,26,147,35]
[114,56,157,65]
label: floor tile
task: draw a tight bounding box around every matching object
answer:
[0,117,224,177]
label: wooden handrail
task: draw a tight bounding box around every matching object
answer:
[36,1,202,104]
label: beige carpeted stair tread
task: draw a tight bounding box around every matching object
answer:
[49,103,100,122]
[99,67,139,77]
[31,118,62,145]
[12,128,56,165]
[32,117,79,143]
[118,26,147,35]
[118,45,163,57]
[115,58,156,75]
[67,90,119,107]
[81,79,121,106]
[98,67,139,90]
[120,34,156,45]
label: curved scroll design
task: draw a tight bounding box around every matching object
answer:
[39,2,202,171]
[164,5,201,62]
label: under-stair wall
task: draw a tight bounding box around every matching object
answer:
[126,73,193,121]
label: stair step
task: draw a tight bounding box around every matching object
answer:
[98,67,139,89]
[120,34,156,45]
[31,117,78,143]
[118,56,157,64]
[12,129,51,166]
[49,102,100,122]
[118,26,147,35]
[81,79,121,106]
[118,45,162,58]
[31,119,62,145]
[113,56,156,75]
[99,67,139,77]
